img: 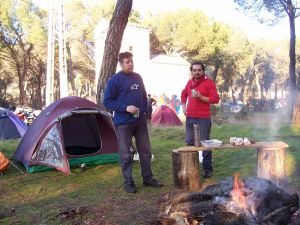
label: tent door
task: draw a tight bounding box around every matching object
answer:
[30,123,70,174]
[61,114,102,156]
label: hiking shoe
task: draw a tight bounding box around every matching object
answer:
[203,171,212,178]
[124,184,137,193]
[143,179,163,188]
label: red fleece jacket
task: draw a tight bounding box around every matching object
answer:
[181,75,220,118]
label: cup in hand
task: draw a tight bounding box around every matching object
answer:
[133,108,139,118]
[191,89,197,97]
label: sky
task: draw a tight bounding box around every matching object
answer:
[132,0,293,41]
[35,0,296,41]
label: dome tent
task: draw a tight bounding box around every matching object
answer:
[14,96,119,174]
[0,107,27,140]
[151,105,182,127]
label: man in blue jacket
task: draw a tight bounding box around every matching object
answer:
[103,51,163,193]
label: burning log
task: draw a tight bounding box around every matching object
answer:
[158,176,299,225]
[172,149,201,191]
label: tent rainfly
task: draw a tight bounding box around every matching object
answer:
[14,96,119,174]
[0,107,28,140]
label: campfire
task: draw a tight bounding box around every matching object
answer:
[158,176,299,225]
[231,173,247,210]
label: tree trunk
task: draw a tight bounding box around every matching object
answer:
[16,63,28,105]
[292,92,300,124]
[35,61,44,109]
[96,0,133,106]
[274,83,278,100]
[66,42,77,95]
[287,2,297,122]
[255,73,262,100]
[212,63,219,82]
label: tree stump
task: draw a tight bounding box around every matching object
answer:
[172,149,201,191]
[257,144,286,185]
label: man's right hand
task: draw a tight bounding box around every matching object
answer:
[126,105,139,114]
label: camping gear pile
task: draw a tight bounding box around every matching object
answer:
[14,106,41,126]
[0,152,10,175]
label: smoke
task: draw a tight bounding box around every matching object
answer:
[268,110,288,138]
[251,109,289,140]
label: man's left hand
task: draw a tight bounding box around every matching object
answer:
[195,91,209,103]
[194,90,202,99]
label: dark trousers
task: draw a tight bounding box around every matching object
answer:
[147,106,152,121]
[116,116,153,185]
[185,117,212,173]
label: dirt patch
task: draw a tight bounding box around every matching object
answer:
[57,194,163,225]
[58,184,300,225]
[55,180,299,225]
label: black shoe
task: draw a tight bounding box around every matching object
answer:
[143,179,164,187]
[203,171,212,178]
[124,183,137,193]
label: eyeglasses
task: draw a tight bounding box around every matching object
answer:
[192,69,203,72]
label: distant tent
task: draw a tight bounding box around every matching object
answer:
[151,105,182,127]
[14,96,119,174]
[0,107,28,140]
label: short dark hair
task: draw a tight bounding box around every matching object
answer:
[118,51,133,63]
[190,61,205,72]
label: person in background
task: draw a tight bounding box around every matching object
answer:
[103,51,163,193]
[181,61,220,178]
[147,94,157,122]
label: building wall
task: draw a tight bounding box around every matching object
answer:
[94,20,150,87]
[94,20,190,112]
[143,61,189,98]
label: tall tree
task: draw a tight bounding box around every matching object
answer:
[0,0,46,105]
[234,0,300,122]
[96,0,133,105]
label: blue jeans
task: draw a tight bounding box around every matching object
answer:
[116,116,153,186]
[185,117,212,173]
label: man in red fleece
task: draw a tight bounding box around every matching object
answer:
[181,61,220,178]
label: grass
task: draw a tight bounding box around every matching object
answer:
[1,114,300,224]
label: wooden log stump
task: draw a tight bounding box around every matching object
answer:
[172,149,201,191]
[257,142,287,185]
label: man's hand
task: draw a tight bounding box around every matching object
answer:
[126,105,139,114]
[182,104,187,116]
[194,91,209,103]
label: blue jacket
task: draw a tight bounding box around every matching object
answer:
[103,71,148,126]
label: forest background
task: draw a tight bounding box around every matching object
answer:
[0,0,299,117]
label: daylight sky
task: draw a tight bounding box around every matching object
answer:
[35,0,297,40]
[132,0,293,40]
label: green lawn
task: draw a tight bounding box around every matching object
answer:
[1,115,300,224]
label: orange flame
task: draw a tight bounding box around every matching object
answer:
[231,173,247,209]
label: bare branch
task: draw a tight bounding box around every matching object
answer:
[278,0,289,14]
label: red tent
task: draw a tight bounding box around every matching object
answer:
[151,105,182,127]
[14,96,118,174]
